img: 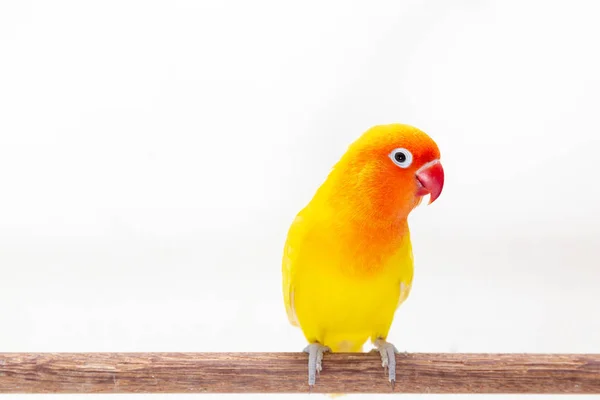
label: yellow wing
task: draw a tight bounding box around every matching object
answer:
[281,211,310,327]
[395,238,414,309]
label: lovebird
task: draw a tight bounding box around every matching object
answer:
[281,123,444,389]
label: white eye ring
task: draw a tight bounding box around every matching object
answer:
[389,148,413,168]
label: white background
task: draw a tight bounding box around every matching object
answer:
[1,1,599,399]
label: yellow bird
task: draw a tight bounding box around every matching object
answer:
[282,123,444,388]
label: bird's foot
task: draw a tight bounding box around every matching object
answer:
[372,338,399,389]
[303,342,330,388]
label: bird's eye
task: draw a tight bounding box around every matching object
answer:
[389,148,413,168]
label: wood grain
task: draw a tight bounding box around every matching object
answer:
[1,352,599,394]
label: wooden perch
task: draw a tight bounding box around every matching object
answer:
[1,352,599,394]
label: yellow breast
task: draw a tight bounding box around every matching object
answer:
[282,212,414,352]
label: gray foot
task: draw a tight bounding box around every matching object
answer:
[373,338,399,388]
[303,343,330,388]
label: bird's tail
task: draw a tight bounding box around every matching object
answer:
[327,341,364,398]
[328,340,363,353]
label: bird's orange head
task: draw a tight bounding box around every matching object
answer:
[326,123,444,223]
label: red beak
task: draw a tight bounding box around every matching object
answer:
[416,160,444,204]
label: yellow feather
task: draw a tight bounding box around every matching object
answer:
[282,205,413,352]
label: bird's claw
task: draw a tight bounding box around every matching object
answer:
[373,339,399,388]
[303,343,330,387]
